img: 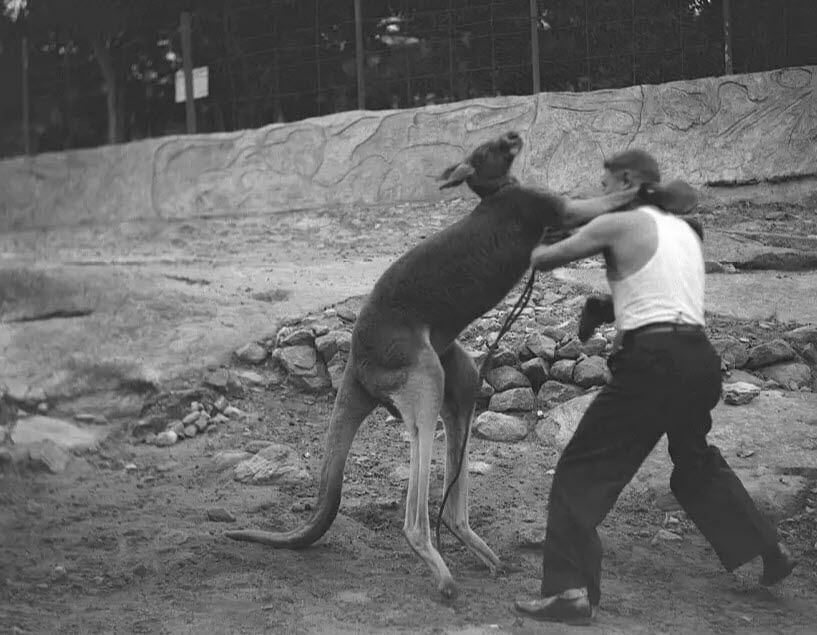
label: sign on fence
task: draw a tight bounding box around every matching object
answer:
[175,66,209,103]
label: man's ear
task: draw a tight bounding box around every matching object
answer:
[620,170,632,189]
[438,162,475,190]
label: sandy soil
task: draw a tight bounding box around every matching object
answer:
[2,197,816,634]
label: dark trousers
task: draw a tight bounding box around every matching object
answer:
[540,327,780,606]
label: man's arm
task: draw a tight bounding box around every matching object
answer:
[531,215,620,272]
[560,187,640,229]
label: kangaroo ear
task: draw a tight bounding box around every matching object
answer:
[438,162,476,190]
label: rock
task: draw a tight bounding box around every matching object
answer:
[234,342,268,364]
[478,380,495,400]
[290,372,332,393]
[204,369,244,397]
[581,336,608,357]
[4,379,28,403]
[233,443,311,485]
[536,380,583,409]
[223,405,244,418]
[332,330,353,353]
[485,366,530,391]
[705,261,726,273]
[572,356,609,388]
[206,507,236,523]
[782,325,817,349]
[315,333,339,363]
[183,425,198,438]
[746,339,796,369]
[280,329,315,347]
[468,461,492,475]
[489,388,536,413]
[723,369,763,387]
[540,326,568,342]
[327,362,345,390]
[549,359,577,383]
[155,430,178,447]
[214,396,228,412]
[27,440,71,474]
[802,343,817,366]
[168,420,185,437]
[245,440,273,453]
[711,336,750,369]
[274,345,316,372]
[473,411,529,442]
[517,340,536,362]
[274,345,331,393]
[759,362,812,390]
[723,382,761,405]
[211,413,229,424]
[520,358,549,391]
[211,450,253,471]
[235,369,266,386]
[336,307,357,322]
[525,333,557,361]
[36,402,48,413]
[194,414,210,432]
[555,339,583,360]
[535,393,597,449]
[492,347,517,368]
[11,415,103,450]
[51,565,68,581]
[182,411,199,425]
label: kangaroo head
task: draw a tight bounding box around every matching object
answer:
[438,131,523,198]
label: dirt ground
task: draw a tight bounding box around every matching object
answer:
[2,197,817,634]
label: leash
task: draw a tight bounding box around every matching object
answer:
[435,270,537,551]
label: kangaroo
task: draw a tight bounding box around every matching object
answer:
[225,131,643,599]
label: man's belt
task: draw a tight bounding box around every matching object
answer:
[612,322,704,354]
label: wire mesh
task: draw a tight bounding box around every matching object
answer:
[1,0,815,157]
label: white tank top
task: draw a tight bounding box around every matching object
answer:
[607,207,705,331]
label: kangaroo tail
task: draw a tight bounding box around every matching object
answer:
[225,361,376,549]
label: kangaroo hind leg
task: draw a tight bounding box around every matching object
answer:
[438,340,506,574]
[388,344,459,600]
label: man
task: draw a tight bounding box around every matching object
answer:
[514,149,797,625]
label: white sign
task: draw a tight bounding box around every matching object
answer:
[175,66,209,103]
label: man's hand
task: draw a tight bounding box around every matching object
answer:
[578,294,616,342]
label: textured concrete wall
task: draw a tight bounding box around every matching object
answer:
[1,66,815,231]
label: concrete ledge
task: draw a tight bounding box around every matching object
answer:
[2,67,816,231]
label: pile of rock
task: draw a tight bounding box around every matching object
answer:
[132,394,244,446]
[259,302,816,438]
[715,326,817,392]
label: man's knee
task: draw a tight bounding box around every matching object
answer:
[669,443,728,492]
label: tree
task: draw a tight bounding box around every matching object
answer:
[8,0,181,144]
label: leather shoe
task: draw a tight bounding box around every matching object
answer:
[760,542,797,586]
[514,591,593,625]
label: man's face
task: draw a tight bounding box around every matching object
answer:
[601,168,630,195]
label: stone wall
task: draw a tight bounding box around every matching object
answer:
[2,66,816,231]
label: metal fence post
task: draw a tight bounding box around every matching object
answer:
[21,35,31,155]
[722,0,733,74]
[354,0,365,109]
[180,11,197,133]
[529,0,541,94]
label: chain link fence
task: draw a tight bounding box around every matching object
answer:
[1,0,815,157]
